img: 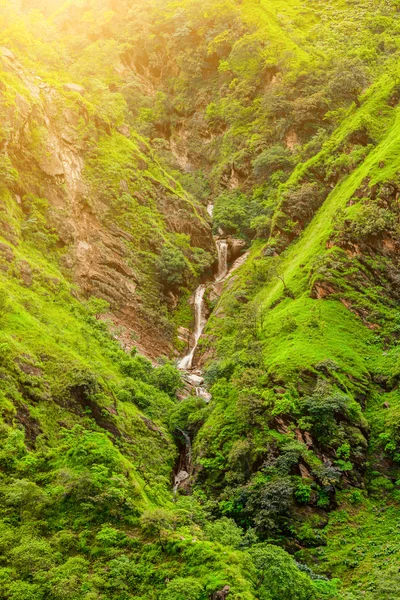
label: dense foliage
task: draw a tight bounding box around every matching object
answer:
[2,0,400,598]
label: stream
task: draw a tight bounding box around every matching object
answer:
[173,207,248,495]
[177,206,245,400]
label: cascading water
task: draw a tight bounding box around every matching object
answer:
[178,284,207,370]
[178,206,231,375]
[216,239,228,281]
[174,207,248,493]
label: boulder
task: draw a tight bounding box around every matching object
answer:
[212,586,230,600]
[63,83,86,95]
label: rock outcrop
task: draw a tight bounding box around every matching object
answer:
[0,48,214,358]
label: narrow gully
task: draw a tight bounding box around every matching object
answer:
[173,209,249,493]
[177,205,244,398]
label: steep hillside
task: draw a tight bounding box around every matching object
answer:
[2,0,400,599]
[193,59,400,597]
[0,11,215,358]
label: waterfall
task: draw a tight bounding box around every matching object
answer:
[178,284,207,370]
[216,239,228,281]
[178,237,230,372]
[177,428,192,466]
[173,210,250,493]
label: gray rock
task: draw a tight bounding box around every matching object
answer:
[63,83,86,96]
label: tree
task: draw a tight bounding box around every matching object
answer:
[246,477,295,536]
[213,190,249,237]
[252,145,292,181]
[329,59,368,108]
[140,509,178,550]
[157,246,188,289]
[205,517,243,548]
[282,182,325,221]
[152,361,182,396]
[160,577,204,600]
[249,544,317,600]
[269,258,292,297]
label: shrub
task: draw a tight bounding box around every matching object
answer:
[252,145,292,181]
[213,190,249,237]
[250,544,317,600]
[282,182,325,221]
[116,378,175,421]
[157,246,188,289]
[160,577,204,600]
[295,483,312,505]
[0,154,18,188]
[0,287,10,322]
[152,361,182,396]
[140,509,178,549]
[205,517,243,548]
[85,297,110,318]
[119,355,153,382]
[299,380,356,442]
[328,58,368,107]
[246,476,295,536]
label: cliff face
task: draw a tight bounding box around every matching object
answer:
[1,46,214,358]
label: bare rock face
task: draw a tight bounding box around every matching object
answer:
[1,49,214,359]
[227,237,246,262]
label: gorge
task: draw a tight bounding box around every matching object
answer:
[2,1,400,599]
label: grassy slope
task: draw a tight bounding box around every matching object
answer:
[0,7,324,600]
[3,0,400,597]
[196,59,400,595]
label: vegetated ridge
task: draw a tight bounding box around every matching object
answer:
[1,0,400,599]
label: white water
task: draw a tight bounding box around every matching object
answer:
[174,213,248,493]
[196,386,212,402]
[178,237,228,371]
[216,239,228,281]
[177,208,244,401]
[178,284,207,370]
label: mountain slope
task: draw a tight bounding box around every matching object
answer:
[2,0,400,599]
[193,60,400,596]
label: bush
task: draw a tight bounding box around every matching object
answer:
[246,476,295,536]
[0,154,18,188]
[152,361,182,396]
[282,182,325,221]
[250,544,317,600]
[85,297,110,318]
[252,145,292,181]
[157,246,188,289]
[299,380,358,442]
[213,190,249,237]
[295,483,312,505]
[328,58,368,107]
[116,378,175,421]
[119,355,153,381]
[160,577,204,600]
[205,517,243,548]
[0,288,10,322]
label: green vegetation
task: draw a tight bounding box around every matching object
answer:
[3,0,400,598]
